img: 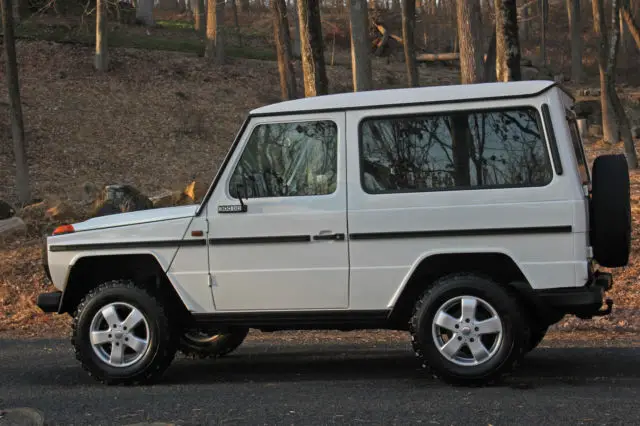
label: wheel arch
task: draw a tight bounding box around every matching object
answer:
[387,251,538,328]
[59,253,189,321]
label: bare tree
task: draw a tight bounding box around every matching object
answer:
[401,0,419,87]
[520,0,530,41]
[593,0,620,143]
[206,0,225,64]
[539,0,548,66]
[297,0,328,96]
[1,0,31,203]
[622,6,640,50]
[194,0,206,35]
[607,0,638,167]
[272,0,297,99]
[495,0,521,81]
[456,0,485,84]
[566,0,582,82]
[95,0,108,71]
[348,0,372,91]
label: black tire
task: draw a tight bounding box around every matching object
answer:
[71,280,178,385]
[590,154,631,267]
[179,328,249,358]
[525,326,547,353]
[409,274,530,386]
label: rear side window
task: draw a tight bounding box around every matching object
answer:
[359,107,553,194]
[566,113,590,184]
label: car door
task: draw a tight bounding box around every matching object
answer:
[204,112,349,311]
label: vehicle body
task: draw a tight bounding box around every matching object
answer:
[36,80,631,386]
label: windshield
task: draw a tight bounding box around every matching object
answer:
[566,110,590,185]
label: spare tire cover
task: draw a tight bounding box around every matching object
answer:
[590,154,631,267]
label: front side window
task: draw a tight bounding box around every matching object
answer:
[360,107,553,193]
[229,120,338,198]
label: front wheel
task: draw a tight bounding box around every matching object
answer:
[409,274,529,386]
[71,280,178,385]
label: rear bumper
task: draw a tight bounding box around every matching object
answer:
[36,291,62,313]
[534,270,613,319]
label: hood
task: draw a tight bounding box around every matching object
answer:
[71,205,199,232]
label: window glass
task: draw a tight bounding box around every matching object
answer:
[229,120,338,198]
[566,115,590,184]
[360,108,553,193]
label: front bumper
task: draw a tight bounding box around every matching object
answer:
[36,291,62,313]
[534,270,613,319]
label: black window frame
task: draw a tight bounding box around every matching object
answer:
[357,105,555,195]
[226,118,340,200]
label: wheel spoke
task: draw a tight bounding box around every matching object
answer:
[90,330,111,345]
[440,335,463,358]
[467,339,490,363]
[125,336,147,354]
[122,308,144,330]
[460,297,478,322]
[434,312,459,332]
[475,317,502,335]
[109,343,124,365]
[101,305,121,327]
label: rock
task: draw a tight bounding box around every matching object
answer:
[632,126,640,138]
[45,202,76,222]
[90,184,153,217]
[553,73,567,83]
[0,200,15,220]
[522,66,539,80]
[0,408,44,426]
[582,88,601,97]
[589,124,603,137]
[0,217,27,238]
[520,58,533,67]
[150,190,181,208]
[574,100,602,124]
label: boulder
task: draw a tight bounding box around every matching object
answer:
[521,66,539,80]
[90,185,153,217]
[150,190,181,208]
[589,124,603,137]
[574,100,602,125]
[45,202,76,222]
[632,126,640,138]
[0,217,27,238]
[0,200,15,220]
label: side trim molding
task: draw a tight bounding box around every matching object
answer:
[349,225,573,241]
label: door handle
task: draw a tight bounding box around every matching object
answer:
[313,233,345,241]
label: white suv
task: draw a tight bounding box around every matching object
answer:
[36,81,630,386]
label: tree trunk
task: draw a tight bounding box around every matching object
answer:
[273,0,297,99]
[95,0,108,72]
[539,0,547,66]
[230,0,241,44]
[495,0,521,81]
[484,29,497,81]
[520,0,530,41]
[194,0,205,35]
[593,0,620,143]
[608,0,638,167]
[567,0,582,82]
[456,0,484,84]
[297,0,328,96]
[136,0,155,26]
[348,0,372,91]
[290,0,302,57]
[1,0,30,204]
[401,0,419,87]
[205,0,225,63]
[622,6,640,50]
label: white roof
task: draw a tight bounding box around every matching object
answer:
[250,80,556,116]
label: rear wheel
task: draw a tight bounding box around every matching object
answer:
[71,280,178,385]
[409,274,529,386]
[179,328,249,358]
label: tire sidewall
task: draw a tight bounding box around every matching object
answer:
[414,276,526,382]
[75,286,168,380]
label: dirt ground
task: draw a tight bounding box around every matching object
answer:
[1,13,640,339]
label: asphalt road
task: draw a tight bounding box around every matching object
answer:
[1,336,640,425]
